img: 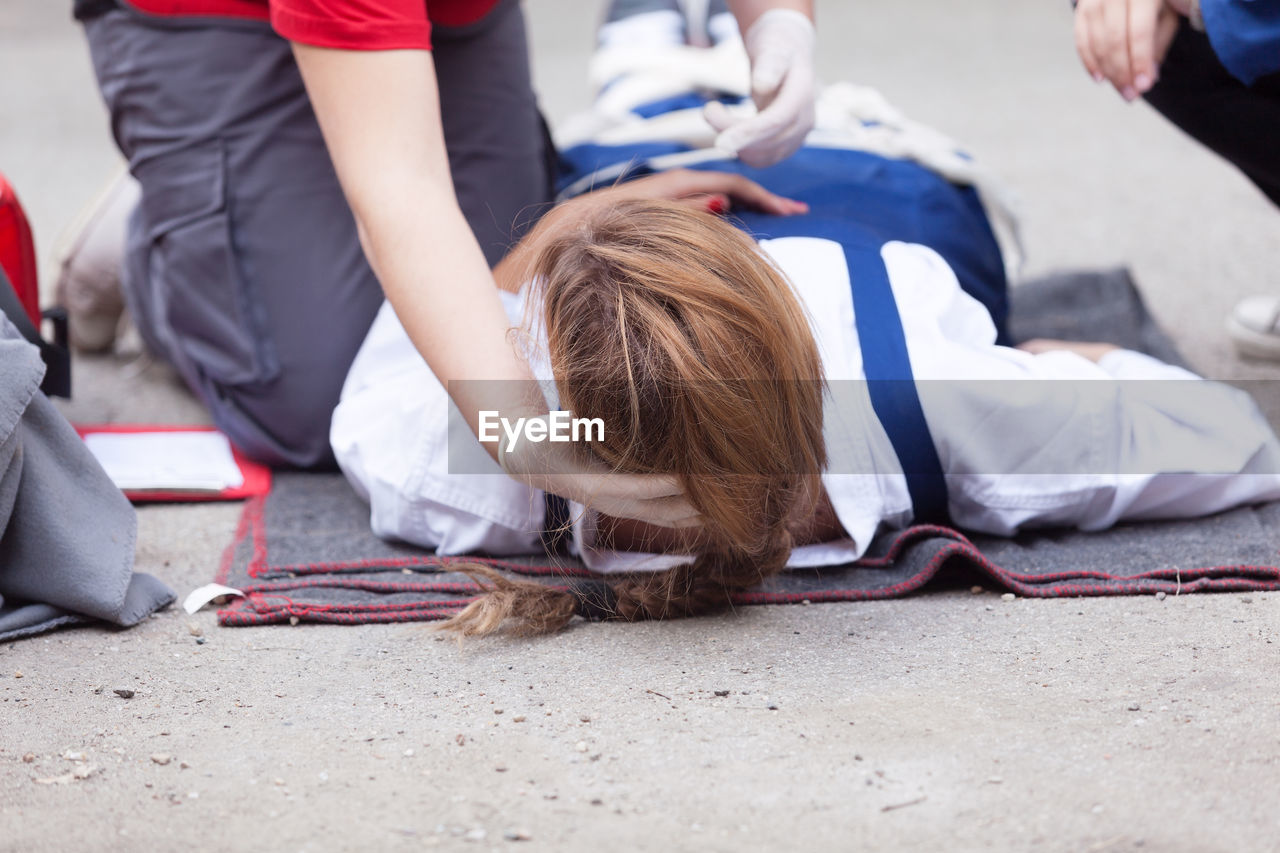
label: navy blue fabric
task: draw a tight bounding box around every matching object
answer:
[1202,0,1280,84]
[844,240,950,523]
[730,214,950,522]
[557,145,1009,340]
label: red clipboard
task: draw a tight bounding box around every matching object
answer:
[76,423,272,503]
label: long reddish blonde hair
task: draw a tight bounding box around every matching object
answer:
[441,198,826,635]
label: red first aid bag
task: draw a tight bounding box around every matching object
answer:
[0,171,71,397]
[0,172,40,329]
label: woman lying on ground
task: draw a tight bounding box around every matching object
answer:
[331,0,1280,634]
[331,168,1280,635]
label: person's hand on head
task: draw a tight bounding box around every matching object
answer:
[594,169,809,216]
[497,416,702,529]
[492,170,806,292]
[703,9,816,168]
[1074,0,1184,101]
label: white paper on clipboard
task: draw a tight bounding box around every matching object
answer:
[84,431,245,493]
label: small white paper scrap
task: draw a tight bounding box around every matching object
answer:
[183,583,246,615]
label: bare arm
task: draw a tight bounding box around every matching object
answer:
[291,44,535,453]
[726,0,813,31]
[290,45,710,526]
[1016,339,1120,362]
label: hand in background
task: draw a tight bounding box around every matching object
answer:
[590,168,809,216]
[491,169,805,293]
[1074,0,1185,101]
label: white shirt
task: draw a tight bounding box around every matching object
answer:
[331,237,1280,571]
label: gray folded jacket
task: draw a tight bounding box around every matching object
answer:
[0,311,174,641]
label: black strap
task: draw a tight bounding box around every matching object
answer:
[540,491,573,556]
[0,267,71,398]
[568,579,618,622]
[539,494,618,621]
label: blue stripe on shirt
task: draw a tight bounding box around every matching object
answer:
[1201,0,1280,84]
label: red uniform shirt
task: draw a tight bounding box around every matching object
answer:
[121,0,500,50]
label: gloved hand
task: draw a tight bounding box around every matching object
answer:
[704,9,816,168]
[498,414,702,529]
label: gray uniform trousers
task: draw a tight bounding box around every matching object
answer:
[83,0,553,468]
[0,311,174,641]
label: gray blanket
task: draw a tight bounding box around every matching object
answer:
[211,269,1280,627]
[0,312,174,641]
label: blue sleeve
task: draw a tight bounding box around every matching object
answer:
[1200,0,1280,84]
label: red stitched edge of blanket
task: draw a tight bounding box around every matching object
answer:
[215,496,1280,627]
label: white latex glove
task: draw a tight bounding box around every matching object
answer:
[703,9,816,168]
[498,414,702,529]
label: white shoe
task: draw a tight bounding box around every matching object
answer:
[52,165,139,353]
[1227,295,1280,361]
